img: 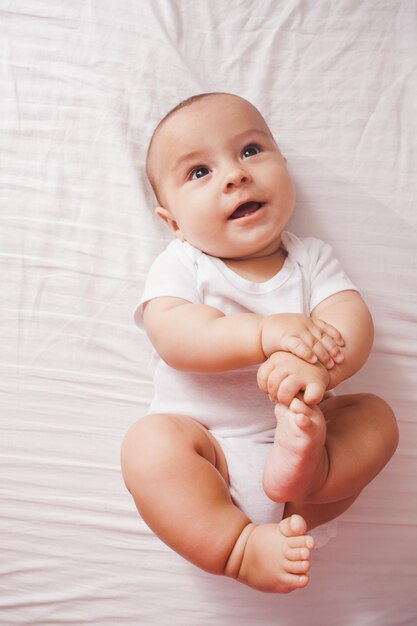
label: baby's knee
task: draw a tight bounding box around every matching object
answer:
[121,413,211,488]
[358,393,399,451]
[121,414,175,487]
[372,394,398,447]
[361,393,397,424]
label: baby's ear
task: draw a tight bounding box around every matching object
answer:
[154,206,184,240]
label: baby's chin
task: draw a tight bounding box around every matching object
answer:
[180,232,283,261]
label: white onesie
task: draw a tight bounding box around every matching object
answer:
[136,231,357,526]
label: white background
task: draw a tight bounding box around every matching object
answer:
[1,1,416,624]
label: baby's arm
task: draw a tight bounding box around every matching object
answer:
[143,297,264,371]
[143,297,344,372]
[311,290,373,389]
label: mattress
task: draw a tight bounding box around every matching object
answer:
[1,1,416,624]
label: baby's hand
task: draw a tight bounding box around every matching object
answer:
[257,351,330,406]
[261,314,344,370]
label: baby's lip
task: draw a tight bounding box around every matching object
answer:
[228,201,264,220]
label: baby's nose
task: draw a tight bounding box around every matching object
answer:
[223,166,252,191]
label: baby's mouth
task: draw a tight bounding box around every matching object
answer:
[229,201,264,220]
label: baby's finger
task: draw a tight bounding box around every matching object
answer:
[308,339,334,368]
[282,336,318,365]
[257,359,276,393]
[266,370,285,402]
[303,381,326,406]
[315,333,345,364]
[277,374,304,406]
[307,324,344,366]
[313,319,345,346]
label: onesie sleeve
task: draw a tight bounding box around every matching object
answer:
[304,237,358,312]
[134,241,200,327]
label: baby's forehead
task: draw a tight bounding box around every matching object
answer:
[155,96,225,143]
[152,95,270,152]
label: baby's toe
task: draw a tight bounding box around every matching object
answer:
[287,534,315,550]
[281,573,310,592]
[279,514,308,537]
[286,558,311,575]
[285,546,310,561]
[289,397,312,415]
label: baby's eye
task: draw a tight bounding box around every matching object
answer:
[189,166,210,180]
[241,144,261,159]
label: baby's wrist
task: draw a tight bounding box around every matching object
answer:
[237,313,268,364]
[260,315,285,358]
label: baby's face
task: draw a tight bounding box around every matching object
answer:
[149,94,295,260]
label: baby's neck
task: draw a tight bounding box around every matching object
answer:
[222,247,287,283]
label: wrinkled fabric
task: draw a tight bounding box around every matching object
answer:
[1,1,416,624]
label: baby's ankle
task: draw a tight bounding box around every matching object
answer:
[223,522,257,581]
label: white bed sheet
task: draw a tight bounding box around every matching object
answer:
[1,1,416,624]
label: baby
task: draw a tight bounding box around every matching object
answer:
[121,92,398,593]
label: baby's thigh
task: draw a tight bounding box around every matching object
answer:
[121,413,229,488]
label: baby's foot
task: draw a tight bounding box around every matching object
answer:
[232,514,315,593]
[263,398,328,503]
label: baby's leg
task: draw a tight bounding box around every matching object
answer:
[121,413,315,593]
[303,393,398,503]
[264,393,398,507]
